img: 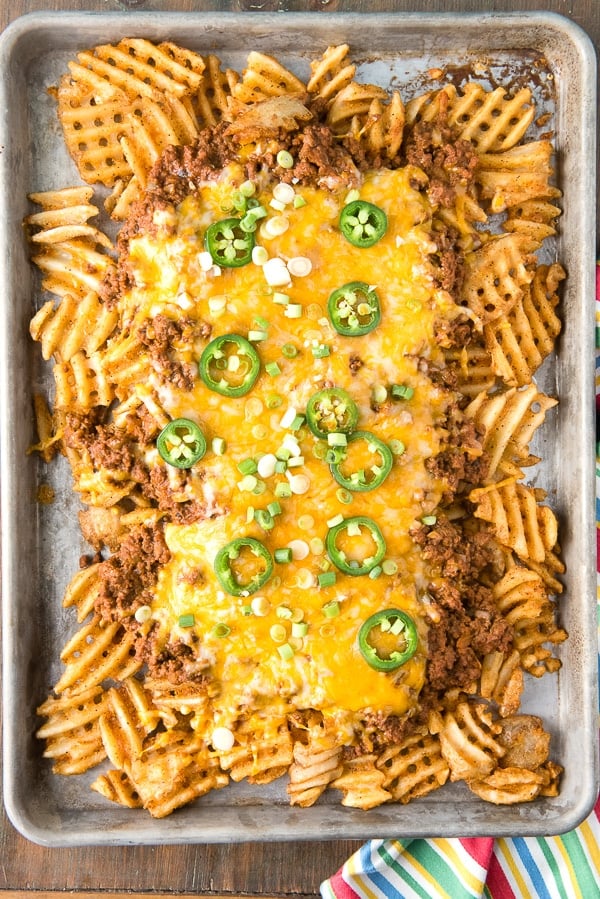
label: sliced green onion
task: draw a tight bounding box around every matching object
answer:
[273,292,290,305]
[275,482,293,498]
[255,509,275,531]
[241,604,253,616]
[270,623,288,643]
[212,436,226,455]
[266,393,283,409]
[248,329,268,342]
[237,458,258,475]
[212,623,231,638]
[178,613,195,628]
[312,344,330,358]
[276,150,294,169]
[275,547,293,563]
[368,565,383,579]
[290,414,305,432]
[421,515,437,526]
[274,459,287,473]
[322,599,340,616]
[265,361,282,377]
[277,605,293,619]
[240,180,256,197]
[277,642,295,660]
[327,432,348,447]
[268,501,282,517]
[281,343,298,358]
[284,304,303,319]
[318,572,337,588]
[292,621,309,637]
[382,559,398,575]
[392,384,414,400]
[251,246,269,265]
[336,488,353,505]
[293,195,307,209]
[389,439,406,456]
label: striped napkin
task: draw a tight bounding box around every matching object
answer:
[319,266,600,899]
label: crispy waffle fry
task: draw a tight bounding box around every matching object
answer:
[470,479,558,563]
[465,384,557,478]
[478,650,524,717]
[287,736,343,807]
[377,731,450,803]
[196,54,239,127]
[30,292,118,363]
[219,718,293,784]
[475,140,557,213]
[53,351,114,411]
[331,754,392,809]
[359,91,405,163]
[62,562,102,622]
[307,44,356,105]
[430,700,505,782]
[484,262,564,386]
[36,685,109,774]
[443,344,498,396]
[54,616,141,695]
[90,768,143,808]
[232,51,305,105]
[326,81,388,135]
[461,233,537,324]
[468,766,547,804]
[99,678,162,769]
[503,197,562,244]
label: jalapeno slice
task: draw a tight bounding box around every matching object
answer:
[358,609,418,671]
[199,334,260,397]
[339,200,387,248]
[214,537,273,596]
[205,217,255,267]
[156,418,206,469]
[326,515,386,576]
[328,281,381,337]
[330,430,393,492]
[306,387,359,439]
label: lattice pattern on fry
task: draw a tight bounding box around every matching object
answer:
[287,717,343,807]
[36,685,109,774]
[461,233,536,324]
[104,175,141,221]
[503,197,562,244]
[196,54,239,127]
[358,91,405,163]
[53,352,114,411]
[468,766,548,804]
[493,566,567,676]
[32,239,116,300]
[376,730,450,803]
[326,81,388,135]
[470,479,558,563]
[407,83,535,153]
[430,700,505,782]
[30,292,118,363]
[90,768,143,808]
[331,753,392,809]
[306,44,356,105]
[522,545,565,595]
[219,717,293,784]
[99,332,153,397]
[484,263,564,387]
[54,616,141,695]
[99,677,162,770]
[465,384,557,478]
[443,344,497,397]
[478,650,524,717]
[62,561,102,622]
[128,730,228,817]
[475,141,557,213]
[232,51,305,105]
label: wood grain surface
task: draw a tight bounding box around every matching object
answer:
[1,1,598,896]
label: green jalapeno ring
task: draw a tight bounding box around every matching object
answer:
[328,281,381,337]
[306,387,359,439]
[156,418,207,469]
[326,515,386,576]
[205,217,255,268]
[358,609,419,671]
[339,200,388,248]
[214,537,273,596]
[330,430,393,492]
[199,334,261,397]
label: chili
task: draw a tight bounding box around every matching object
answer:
[156,418,206,469]
[199,334,260,397]
[214,537,273,596]
[306,387,359,439]
[328,281,381,337]
[330,430,393,492]
[326,515,386,576]
[339,200,387,248]
[358,609,418,671]
[205,217,255,267]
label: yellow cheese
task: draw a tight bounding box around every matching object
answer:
[122,165,462,737]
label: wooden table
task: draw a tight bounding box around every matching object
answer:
[1,1,598,896]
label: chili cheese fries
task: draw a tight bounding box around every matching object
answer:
[28,39,566,818]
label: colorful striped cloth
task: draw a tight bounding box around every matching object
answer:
[320,265,600,899]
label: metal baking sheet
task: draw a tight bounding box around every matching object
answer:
[0,10,597,846]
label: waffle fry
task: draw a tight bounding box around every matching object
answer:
[331,754,392,809]
[99,678,162,769]
[90,769,143,808]
[306,44,356,105]
[475,140,556,213]
[287,736,343,807]
[36,685,109,774]
[30,292,118,363]
[377,731,450,803]
[503,197,562,244]
[54,616,141,695]
[196,54,239,127]
[484,262,564,386]
[219,718,293,784]
[430,701,505,782]
[470,480,558,563]
[478,650,524,717]
[232,51,305,105]
[326,81,388,135]
[461,233,537,324]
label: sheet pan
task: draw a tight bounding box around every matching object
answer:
[0,10,597,846]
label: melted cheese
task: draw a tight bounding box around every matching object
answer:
[122,165,462,736]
